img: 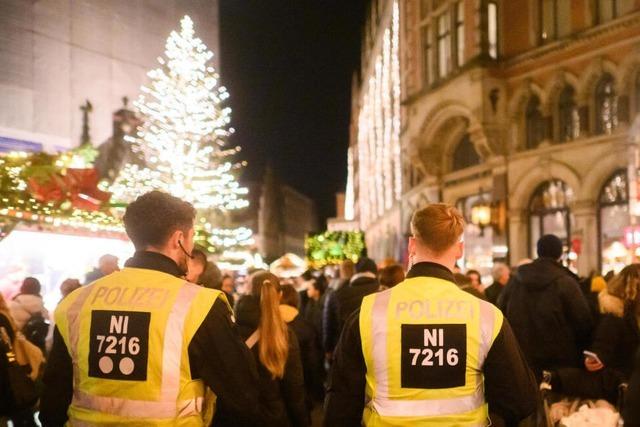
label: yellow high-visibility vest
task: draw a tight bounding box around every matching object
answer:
[359,276,503,427]
[55,267,228,426]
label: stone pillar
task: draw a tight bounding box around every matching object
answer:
[508,208,529,266]
[572,199,598,276]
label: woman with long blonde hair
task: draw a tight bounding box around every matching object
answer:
[234,271,307,427]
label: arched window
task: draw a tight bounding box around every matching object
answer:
[558,85,580,142]
[599,170,630,273]
[529,180,574,260]
[595,73,618,135]
[526,96,545,149]
[452,133,480,171]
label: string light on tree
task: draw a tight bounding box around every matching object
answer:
[110,16,253,258]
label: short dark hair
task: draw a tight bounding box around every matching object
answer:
[310,275,328,294]
[280,284,300,308]
[123,191,196,250]
[191,249,207,267]
[20,277,41,295]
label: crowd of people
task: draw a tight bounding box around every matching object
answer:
[0,191,639,426]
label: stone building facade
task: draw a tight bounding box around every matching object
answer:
[236,168,318,263]
[350,0,640,276]
[0,0,219,152]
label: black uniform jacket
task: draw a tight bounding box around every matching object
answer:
[39,251,266,427]
[324,262,538,427]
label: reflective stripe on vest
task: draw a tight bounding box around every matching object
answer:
[363,278,502,421]
[66,281,202,419]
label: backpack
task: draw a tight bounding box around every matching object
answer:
[22,312,49,352]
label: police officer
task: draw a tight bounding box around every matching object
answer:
[325,204,538,427]
[40,191,266,426]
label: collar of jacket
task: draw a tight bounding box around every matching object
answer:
[406,262,455,283]
[124,251,184,278]
[350,272,376,284]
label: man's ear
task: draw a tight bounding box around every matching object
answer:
[408,236,416,256]
[455,241,464,260]
[168,228,184,249]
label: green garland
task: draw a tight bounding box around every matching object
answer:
[305,231,366,268]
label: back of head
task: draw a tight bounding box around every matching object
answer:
[250,271,289,379]
[491,263,509,282]
[340,259,355,280]
[356,257,378,276]
[607,264,640,307]
[379,264,405,288]
[99,254,118,272]
[536,234,563,260]
[411,203,465,256]
[20,277,41,296]
[191,249,207,268]
[280,284,300,308]
[123,191,196,250]
[454,273,471,287]
[60,278,81,298]
[310,274,328,294]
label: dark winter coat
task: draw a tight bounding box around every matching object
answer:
[280,304,323,415]
[555,289,639,403]
[322,273,378,354]
[499,258,593,377]
[235,296,308,427]
[624,349,640,425]
[485,281,504,306]
[591,290,640,377]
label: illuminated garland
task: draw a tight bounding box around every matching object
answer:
[305,231,366,268]
[0,148,123,235]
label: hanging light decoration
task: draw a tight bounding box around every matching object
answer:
[470,190,491,234]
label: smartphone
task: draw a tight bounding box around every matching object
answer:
[583,350,603,365]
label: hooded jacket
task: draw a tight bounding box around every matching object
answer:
[499,258,592,376]
[235,296,308,427]
[9,294,49,331]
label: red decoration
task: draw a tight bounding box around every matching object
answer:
[27,168,111,211]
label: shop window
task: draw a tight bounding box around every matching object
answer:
[558,85,580,142]
[526,95,545,149]
[529,180,575,263]
[452,133,480,171]
[597,0,635,23]
[437,10,452,78]
[455,1,465,67]
[488,2,498,59]
[599,170,630,274]
[595,73,618,135]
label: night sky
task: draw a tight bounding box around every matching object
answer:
[219,0,367,225]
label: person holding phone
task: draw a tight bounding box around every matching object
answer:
[550,264,640,403]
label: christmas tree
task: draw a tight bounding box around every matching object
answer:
[111,16,254,260]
